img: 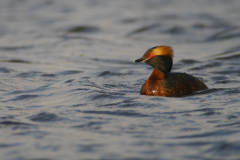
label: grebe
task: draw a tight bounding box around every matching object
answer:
[134,46,208,97]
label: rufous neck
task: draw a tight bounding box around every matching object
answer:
[148,69,165,80]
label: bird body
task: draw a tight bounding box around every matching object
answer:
[134,46,208,97]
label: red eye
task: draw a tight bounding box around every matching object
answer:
[150,54,154,58]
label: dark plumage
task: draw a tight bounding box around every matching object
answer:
[146,56,172,74]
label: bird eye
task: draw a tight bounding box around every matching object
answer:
[150,54,154,58]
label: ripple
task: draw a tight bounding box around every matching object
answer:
[56,70,83,75]
[162,25,185,34]
[78,79,107,91]
[179,128,201,132]
[166,141,211,147]
[0,143,22,148]
[189,62,222,71]
[212,70,240,76]
[162,107,223,115]
[77,143,104,152]
[210,75,228,81]
[205,27,240,42]
[97,70,134,77]
[77,110,152,117]
[0,115,14,120]
[0,121,34,129]
[178,59,201,65]
[0,67,11,73]
[0,59,31,64]
[200,111,221,116]
[204,141,240,156]
[0,121,28,125]
[0,45,33,51]
[173,129,239,139]
[73,121,105,130]
[16,71,42,78]
[13,131,49,139]
[11,94,39,101]
[91,58,133,65]
[88,93,117,101]
[97,71,122,77]
[173,59,200,69]
[215,53,240,60]
[65,25,100,33]
[227,115,239,120]
[41,73,56,77]
[222,45,240,54]
[208,47,240,60]
[28,112,62,122]
[120,18,139,24]
[127,23,159,36]
[215,121,240,128]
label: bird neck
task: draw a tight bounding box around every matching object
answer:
[146,56,172,74]
[148,69,165,80]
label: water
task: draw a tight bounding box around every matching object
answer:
[0,0,240,159]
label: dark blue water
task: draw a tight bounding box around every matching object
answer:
[1,0,240,159]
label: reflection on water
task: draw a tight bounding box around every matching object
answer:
[1,0,240,159]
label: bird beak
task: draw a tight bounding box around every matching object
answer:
[134,58,145,63]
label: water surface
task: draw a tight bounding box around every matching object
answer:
[1,0,240,159]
